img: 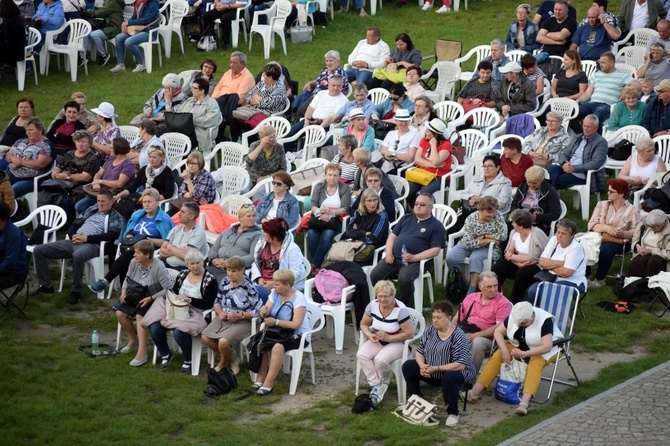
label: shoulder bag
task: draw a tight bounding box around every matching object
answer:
[124,277,149,315]
[247,301,295,373]
[393,394,439,426]
[458,302,481,334]
[165,290,190,321]
[291,166,325,196]
[127,25,148,35]
[405,167,436,186]
[324,240,366,263]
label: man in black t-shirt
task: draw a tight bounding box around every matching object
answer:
[537,0,578,56]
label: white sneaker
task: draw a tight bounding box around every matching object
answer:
[446,414,459,427]
[376,383,389,402]
[132,63,146,73]
[436,5,451,13]
[421,2,433,10]
[109,64,125,73]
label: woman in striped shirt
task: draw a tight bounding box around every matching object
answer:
[402,300,476,427]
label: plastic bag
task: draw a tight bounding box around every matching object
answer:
[494,358,527,405]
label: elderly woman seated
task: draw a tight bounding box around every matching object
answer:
[493,210,549,303]
[446,196,508,294]
[207,203,262,282]
[526,219,587,302]
[521,111,570,168]
[244,124,287,184]
[46,101,86,156]
[402,300,476,427]
[617,137,666,191]
[467,301,563,416]
[629,209,670,277]
[587,179,640,288]
[341,188,390,265]
[128,119,163,168]
[143,249,218,374]
[410,96,435,138]
[183,59,219,97]
[202,256,262,374]
[174,78,223,151]
[129,73,187,129]
[0,98,35,150]
[177,151,216,206]
[457,61,499,112]
[350,166,396,222]
[2,117,53,198]
[511,166,562,235]
[357,280,413,406]
[606,86,648,134]
[501,137,534,187]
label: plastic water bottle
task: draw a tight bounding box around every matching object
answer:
[401,244,408,266]
[91,329,100,355]
[237,136,242,145]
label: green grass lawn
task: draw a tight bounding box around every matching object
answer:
[4,0,670,444]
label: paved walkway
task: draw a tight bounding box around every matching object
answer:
[499,360,670,445]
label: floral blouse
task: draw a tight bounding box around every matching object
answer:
[244,142,287,183]
[9,138,51,178]
[93,125,120,147]
[459,211,508,250]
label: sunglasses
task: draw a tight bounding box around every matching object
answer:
[239,203,255,209]
[389,96,401,101]
[272,181,285,186]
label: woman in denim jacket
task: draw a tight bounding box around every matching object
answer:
[505,4,540,53]
[255,171,300,230]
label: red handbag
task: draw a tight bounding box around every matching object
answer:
[462,94,489,121]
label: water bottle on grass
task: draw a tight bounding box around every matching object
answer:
[91,329,100,355]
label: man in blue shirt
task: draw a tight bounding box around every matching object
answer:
[643,79,670,136]
[570,7,620,61]
[0,202,28,291]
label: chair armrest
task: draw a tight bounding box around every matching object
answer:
[552,333,575,347]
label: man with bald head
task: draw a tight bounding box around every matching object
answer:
[570,7,621,61]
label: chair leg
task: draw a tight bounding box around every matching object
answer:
[116,322,122,350]
[288,350,304,395]
[191,335,202,376]
[16,61,26,91]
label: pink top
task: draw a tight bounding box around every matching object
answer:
[459,291,512,332]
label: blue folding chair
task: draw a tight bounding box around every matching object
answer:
[532,282,581,403]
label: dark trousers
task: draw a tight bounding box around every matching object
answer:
[547,164,587,190]
[149,322,193,360]
[492,258,541,304]
[370,259,423,308]
[215,93,240,142]
[202,9,236,44]
[629,254,666,277]
[594,242,627,280]
[104,249,134,286]
[402,359,465,416]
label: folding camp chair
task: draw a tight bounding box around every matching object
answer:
[421,39,462,91]
[531,282,581,403]
[647,282,670,318]
[0,272,30,319]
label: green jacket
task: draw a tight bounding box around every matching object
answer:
[92,0,125,39]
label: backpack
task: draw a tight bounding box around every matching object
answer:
[446,267,468,304]
[203,366,238,397]
[314,269,350,304]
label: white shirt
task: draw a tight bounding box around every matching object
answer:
[631,0,650,30]
[347,39,391,71]
[310,91,348,120]
[382,129,420,166]
[541,237,587,288]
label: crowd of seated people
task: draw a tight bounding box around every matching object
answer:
[5,0,670,421]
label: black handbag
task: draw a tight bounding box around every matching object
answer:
[608,139,633,161]
[164,111,198,149]
[370,119,396,140]
[120,234,149,249]
[124,277,149,314]
[41,179,74,193]
[533,269,557,283]
[458,302,481,334]
[308,213,342,231]
[247,302,296,373]
[204,366,238,397]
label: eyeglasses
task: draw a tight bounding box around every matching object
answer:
[239,203,255,209]
[272,181,285,186]
[414,202,430,207]
[187,162,199,166]
[482,164,497,168]
[389,96,400,101]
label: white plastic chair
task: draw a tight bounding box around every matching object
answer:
[567,159,607,220]
[612,28,659,55]
[213,165,252,198]
[654,134,670,169]
[452,0,468,11]
[387,174,409,206]
[17,27,41,91]
[283,301,325,395]
[248,0,292,59]
[615,45,647,69]
[529,98,579,132]
[118,125,140,143]
[420,61,461,103]
[160,132,192,168]
[431,204,458,285]
[368,88,390,105]
[604,125,649,174]
[273,96,291,117]
[158,0,188,58]
[447,107,501,139]
[549,200,568,238]
[504,50,527,63]
[178,69,198,88]
[243,177,273,201]
[433,100,464,123]
[58,239,108,299]
[138,15,165,74]
[21,161,56,214]
[581,60,598,81]
[206,2,250,48]
[305,278,356,355]
[355,307,425,405]
[278,125,327,166]
[614,62,638,79]
[454,45,490,82]
[15,205,67,273]
[42,19,91,82]
[241,116,291,148]
[206,141,246,171]
[633,171,667,208]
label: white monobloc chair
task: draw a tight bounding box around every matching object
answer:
[160,132,191,168]
[241,116,291,147]
[248,0,292,59]
[304,278,356,355]
[283,301,326,395]
[355,307,425,405]
[158,0,188,58]
[41,19,91,82]
[17,27,41,91]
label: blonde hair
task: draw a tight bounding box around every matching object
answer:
[525,165,546,183]
[273,269,295,286]
[373,280,396,297]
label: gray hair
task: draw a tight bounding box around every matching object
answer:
[184,248,205,264]
[556,218,577,235]
[635,137,654,152]
[645,209,668,227]
[584,114,599,126]
[231,51,246,64]
[324,50,340,61]
[26,116,45,133]
[478,271,498,285]
[490,39,505,49]
[510,302,534,326]
[353,83,369,94]
[546,111,563,122]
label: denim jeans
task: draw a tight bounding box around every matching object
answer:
[547,164,587,190]
[87,29,109,56]
[307,228,338,267]
[149,322,193,360]
[114,31,150,65]
[345,68,373,85]
[6,169,35,197]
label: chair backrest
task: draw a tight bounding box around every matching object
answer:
[242,116,291,147]
[215,166,251,197]
[456,129,488,161]
[433,100,464,123]
[434,39,462,62]
[462,107,500,132]
[219,194,253,216]
[532,282,580,337]
[581,60,598,81]
[543,98,579,130]
[618,46,647,69]
[64,19,91,45]
[294,157,329,171]
[178,69,198,88]
[15,205,67,242]
[368,88,390,105]
[272,0,293,29]
[654,135,670,167]
[118,125,140,143]
[243,176,273,200]
[160,132,192,168]
[549,200,568,237]
[300,125,328,149]
[615,63,638,79]
[432,204,458,232]
[505,50,527,63]
[165,0,189,27]
[26,27,41,55]
[405,308,427,344]
[431,61,461,99]
[217,142,247,167]
[387,174,409,203]
[612,125,649,145]
[306,300,326,334]
[629,28,660,48]
[390,201,405,227]
[458,44,490,67]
